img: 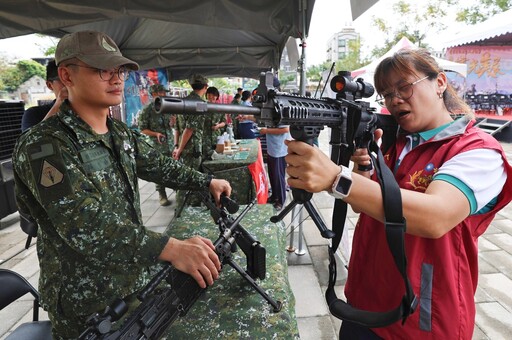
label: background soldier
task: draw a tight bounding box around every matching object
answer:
[173,74,209,208]
[138,83,174,206]
[202,86,227,161]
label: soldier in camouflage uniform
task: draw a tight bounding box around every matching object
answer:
[138,83,174,206]
[202,86,226,162]
[13,30,231,339]
[173,74,208,208]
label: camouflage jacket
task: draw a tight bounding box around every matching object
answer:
[13,102,210,326]
[203,112,226,153]
[137,102,174,155]
[175,92,206,158]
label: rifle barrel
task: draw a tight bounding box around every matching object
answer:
[155,96,260,116]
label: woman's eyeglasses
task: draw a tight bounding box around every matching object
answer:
[375,76,429,107]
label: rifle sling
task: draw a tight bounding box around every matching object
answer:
[326,139,417,328]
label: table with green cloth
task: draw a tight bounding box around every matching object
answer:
[201,139,264,205]
[163,203,299,339]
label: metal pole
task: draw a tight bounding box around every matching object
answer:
[298,0,307,96]
[295,206,306,256]
[286,205,299,252]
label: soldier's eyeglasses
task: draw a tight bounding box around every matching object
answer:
[375,76,429,107]
[64,64,131,81]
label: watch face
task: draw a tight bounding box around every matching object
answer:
[336,176,352,195]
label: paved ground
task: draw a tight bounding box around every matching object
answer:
[1,130,511,339]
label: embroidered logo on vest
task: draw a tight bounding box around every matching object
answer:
[407,163,437,191]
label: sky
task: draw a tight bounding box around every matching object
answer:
[0,0,471,67]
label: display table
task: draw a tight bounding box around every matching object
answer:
[164,203,299,339]
[202,139,267,205]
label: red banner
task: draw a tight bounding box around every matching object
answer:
[247,140,269,204]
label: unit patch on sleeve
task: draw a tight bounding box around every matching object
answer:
[27,141,73,202]
[40,160,64,187]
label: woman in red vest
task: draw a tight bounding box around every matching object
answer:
[285,48,512,339]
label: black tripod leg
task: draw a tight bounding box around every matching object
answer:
[270,199,298,223]
[303,201,335,239]
[226,258,282,313]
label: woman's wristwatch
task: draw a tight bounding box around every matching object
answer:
[329,165,353,200]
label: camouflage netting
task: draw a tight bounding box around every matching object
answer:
[164,203,299,339]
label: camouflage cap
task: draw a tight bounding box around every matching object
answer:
[55,30,139,70]
[188,74,208,86]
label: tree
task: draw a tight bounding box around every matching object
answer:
[455,0,511,24]
[369,0,511,59]
[0,59,45,92]
[335,39,369,73]
[369,0,458,58]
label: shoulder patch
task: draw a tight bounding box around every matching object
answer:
[27,140,73,202]
[40,160,64,187]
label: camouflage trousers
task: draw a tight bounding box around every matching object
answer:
[175,154,203,211]
[155,183,168,197]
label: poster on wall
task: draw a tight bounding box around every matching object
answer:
[446,46,512,96]
[124,68,168,129]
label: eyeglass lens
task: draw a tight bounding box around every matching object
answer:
[99,66,130,81]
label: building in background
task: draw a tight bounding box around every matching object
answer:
[326,25,359,63]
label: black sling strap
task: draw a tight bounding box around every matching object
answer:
[325,139,418,328]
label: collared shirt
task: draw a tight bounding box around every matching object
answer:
[397,117,506,213]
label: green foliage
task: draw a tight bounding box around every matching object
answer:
[305,39,369,90]
[334,39,369,73]
[455,0,511,24]
[306,62,332,82]
[169,77,244,95]
[0,59,46,92]
[279,74,297,88]
[369,0,511,59]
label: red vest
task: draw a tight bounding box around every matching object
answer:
[345,120,512,339]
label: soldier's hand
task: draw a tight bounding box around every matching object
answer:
[209,179,232,206]
[159,236,221,288]
[156,133,166,144]
[172,148,181,160]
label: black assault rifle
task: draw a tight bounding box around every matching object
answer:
[154,71,397,239]
[79,194,282,340]
[154,72,417,328]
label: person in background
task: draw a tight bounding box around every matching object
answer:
[237,90,257,139]
[230,93,241,105]
[138,83,174,206]
[13,30,231,338]
[203,86,226,161]
[285,48,512,339]
[259,125,290,210]
[173,74,208,208]
[21,60,68,131]
[230,92,242,138]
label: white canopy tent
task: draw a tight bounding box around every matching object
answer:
[352,37,467,80]
[338,37,467,110]
[443,8,512,48]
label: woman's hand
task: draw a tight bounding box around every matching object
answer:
[285,140,340,193]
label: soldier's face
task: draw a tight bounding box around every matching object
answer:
[60,60,126,109]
